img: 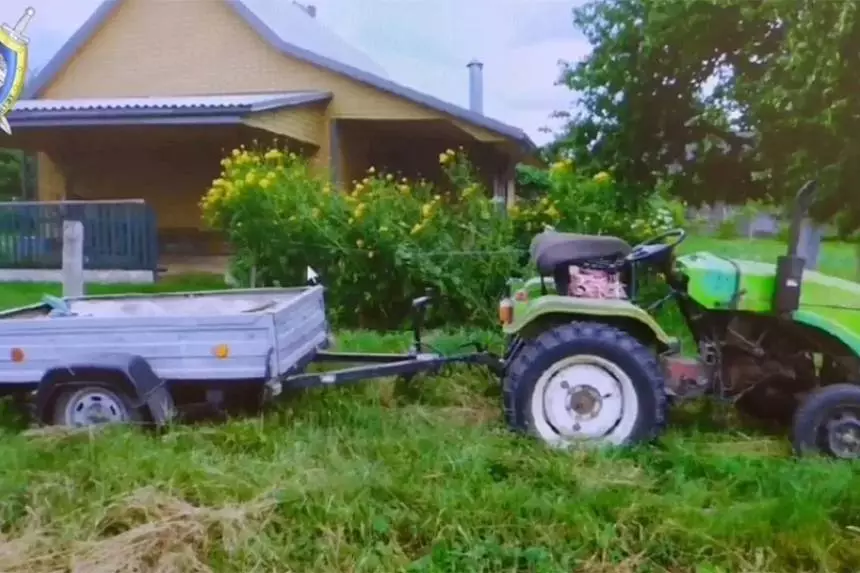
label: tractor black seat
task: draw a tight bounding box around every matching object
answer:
[530,231,631,274]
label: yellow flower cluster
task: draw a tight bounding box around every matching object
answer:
[593,171,612,184]
[203,146,512,272]
[462,183,481,198]
[351,176,372,196]
[438,148,456,166]
[549,158,574,175]
[199,177,236,219]
[508,196,561,225]
[352,201,368,221]
[264,148,283,161]
[411,194,443,235]
[201,146,306,225]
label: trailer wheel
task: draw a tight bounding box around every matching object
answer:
[503,322,667,448]
[51,384,141,428]
[792,384,860,459]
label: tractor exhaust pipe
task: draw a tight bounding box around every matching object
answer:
[774,179,818,315]
[787,180,818,258]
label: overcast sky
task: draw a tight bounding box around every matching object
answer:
[2,0,590,144]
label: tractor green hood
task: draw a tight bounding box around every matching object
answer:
[675,251,860,354]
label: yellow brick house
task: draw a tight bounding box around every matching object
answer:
[5,0,536,263]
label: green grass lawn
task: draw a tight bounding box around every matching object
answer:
[1,240,860,572]
[0,272,228,310]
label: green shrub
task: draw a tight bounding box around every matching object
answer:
[201,148,686,330]
[514,164,551,200]
[508,160,686,247]
[201,147,520,329]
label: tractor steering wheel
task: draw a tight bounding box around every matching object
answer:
[626,228,687,264]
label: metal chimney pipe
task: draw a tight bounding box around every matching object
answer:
[467,59,484,114]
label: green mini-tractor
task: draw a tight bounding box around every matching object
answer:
[499,181,860,459]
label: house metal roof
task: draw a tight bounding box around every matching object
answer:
[13,92,330,113]
[24,0,536,152]
[8,91,332,128]
[239,0,389,79]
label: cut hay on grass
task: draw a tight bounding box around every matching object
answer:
[1,330,859,572]
[1,261,860,571]
[0,487,275,573]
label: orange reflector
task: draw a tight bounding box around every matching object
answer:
[499,298,514,324]
[213,344,230,359]
[514,289,528,302]
[10,348,24,363]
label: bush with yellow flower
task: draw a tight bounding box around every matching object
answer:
[200,145,520,329]
[508,159,685,246]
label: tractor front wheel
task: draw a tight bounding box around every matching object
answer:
[503,322,668,448]
[792,384,860,459]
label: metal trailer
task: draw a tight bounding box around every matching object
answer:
[0,285,501,428]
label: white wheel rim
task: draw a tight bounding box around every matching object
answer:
[63,388,128,427]
[531,354,640,447]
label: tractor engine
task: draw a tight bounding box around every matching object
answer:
[568,265,627,299]
[720,316,824,423]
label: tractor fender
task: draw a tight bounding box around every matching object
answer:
[35,353,175,426]
[792,309,860,357]
[503,295,677,351]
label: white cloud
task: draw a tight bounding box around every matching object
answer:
[2,0,591,144]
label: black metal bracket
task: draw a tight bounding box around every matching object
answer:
[645,289,678,313]
[410,289,433,353]
[282,351,504,391]
[274,288,504,395]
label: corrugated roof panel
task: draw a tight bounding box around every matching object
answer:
[13,91,328,112]
[239,0,389,79]
[21,0,535,151]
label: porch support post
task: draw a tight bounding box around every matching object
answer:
[493,158,516,207]
[35,152,67,201]
[504,160,516,206]
[329,119,342,188]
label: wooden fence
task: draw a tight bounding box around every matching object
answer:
[0,200,158,271]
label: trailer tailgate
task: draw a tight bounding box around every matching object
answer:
[272,285,329,377]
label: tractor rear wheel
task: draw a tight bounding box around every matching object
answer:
[503,322,668,448]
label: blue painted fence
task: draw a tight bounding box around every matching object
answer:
[0,200,158,271]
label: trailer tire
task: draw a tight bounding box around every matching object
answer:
[51,383,142,428]
[503,321,667,448]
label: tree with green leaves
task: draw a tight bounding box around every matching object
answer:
[737,1,860,232]
[557,0,860,231]
[556,0,769,206]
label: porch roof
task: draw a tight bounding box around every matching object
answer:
[7,91,332,128]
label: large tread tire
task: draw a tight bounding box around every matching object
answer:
[503,321,668,447]
[792,383,860,459]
